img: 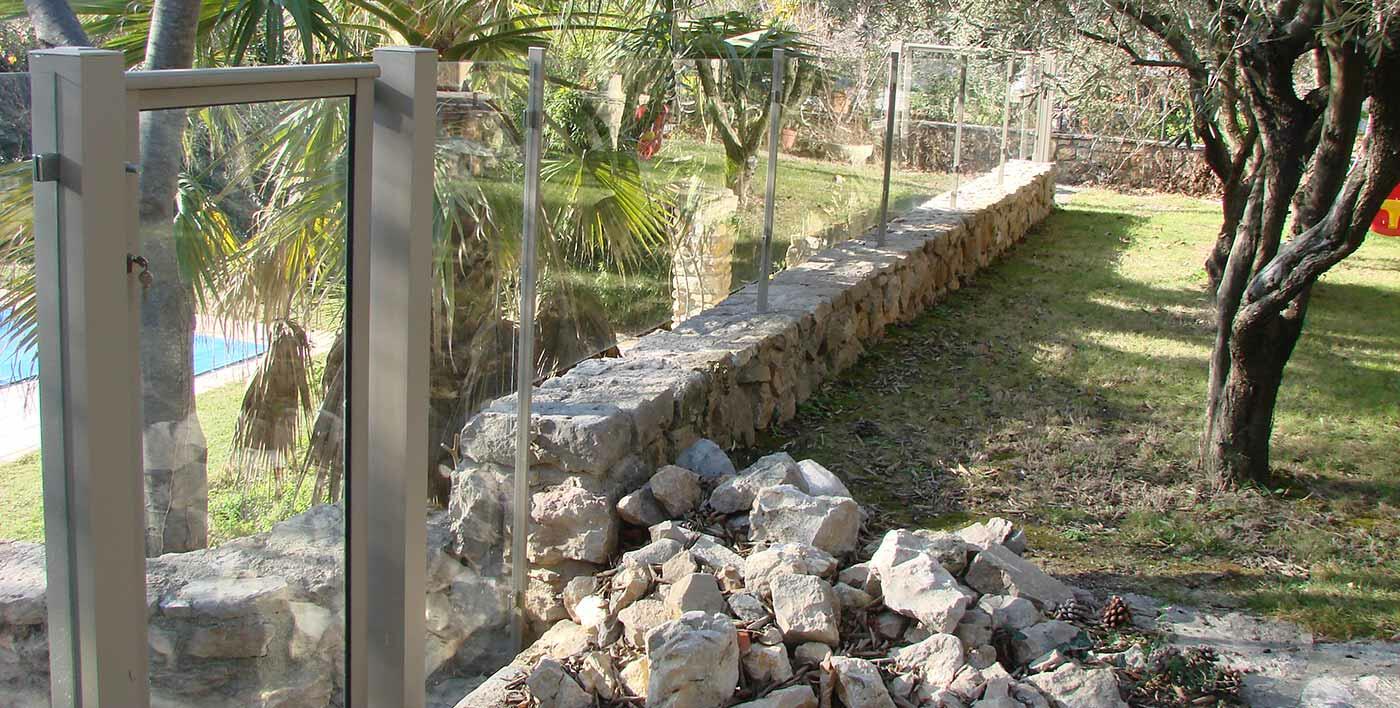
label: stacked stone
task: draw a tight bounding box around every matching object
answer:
[0,507,509,707]
[447,164,1056,644]
[458,444,1132,708]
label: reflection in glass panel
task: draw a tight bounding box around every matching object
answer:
[428,60,524,702]
[139,97,348,706]
[0,70,47,707]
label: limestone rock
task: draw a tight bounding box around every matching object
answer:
[793,642,832,666]
[1011,621,1086,667]
[873,610,908,640]
[732,685,818,708]
[829,655,896,708]
[958,518,1027,555]
[526,657,591,708]
[650,465,702,518]
[710,453,803,514]
[893,633,965,689]
[563,576,598,623]
[518,620,591,665]
[729,592,770,623]
[649,521,698,545]
[770,575,840,646]
[743,543,838,597]
[964,544,1073,610]
[870,529,973,577]
[529,481,617,565]
[743,642,794,683]
[611,564,654,614]
[750,485,861,556]
[646,612,740,708]
[661,551,699,583]
[618,488,669,527]
[621,538,683,567]
[619,599,676,648]
[795,459,851,498]
[619,657,650,699]
[454,665,527,708]
[881,553,971,633]
[1026,663,1127,708]
[832,582,874,612]
[689,535,746,574]
[666,573,726,616]
[579,650,620,700]
[954,607,994,650]
[838,562,881,596]
[677,438,736,481]
[977,594,1043,631]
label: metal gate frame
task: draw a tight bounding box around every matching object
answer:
[30,45,435,708]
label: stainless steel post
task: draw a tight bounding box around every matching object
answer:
[513,46,546,650]
[1019,58,1036,159]
[877,49,899,246]
[31,47,148,707]
[366,46,435,708]
[949,53,968,209]
[998,57,1013,186]
[757,49,784,313]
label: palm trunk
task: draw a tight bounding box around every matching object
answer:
[139,0,207,555]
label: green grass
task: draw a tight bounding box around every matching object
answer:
[749,189,1400,639]
[0,372,320,547]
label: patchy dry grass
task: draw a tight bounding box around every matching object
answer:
[748,189,1400,640]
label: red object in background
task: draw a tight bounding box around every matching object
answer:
[1373,182,1400,237]
[636,104,670,160]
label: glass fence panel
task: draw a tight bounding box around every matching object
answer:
[138,96,348,705]
[429,59,526,703]
[959,52,1012,176]
[0,70,46,706]
[895,50,961,198]
[1010,56,1041,161]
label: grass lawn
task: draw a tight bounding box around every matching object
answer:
[750,189,1400,639]
[0,372,319,546]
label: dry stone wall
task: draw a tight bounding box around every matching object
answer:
[447,161,1057,641]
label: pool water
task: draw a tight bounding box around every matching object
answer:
[0,321,265,386]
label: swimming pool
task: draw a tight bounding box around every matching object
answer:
[0,317,265,386]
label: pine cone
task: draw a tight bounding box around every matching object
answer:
[1051,598,1093,624]
[1100,595,1132,628]
[1212,667,1244,696]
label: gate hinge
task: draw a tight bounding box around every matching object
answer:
[32,153,60,183]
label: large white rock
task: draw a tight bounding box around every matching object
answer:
[646,612,740,708]
[750,485,861,556]
[528,481,617,565]
[964,544,1073,610]
[893,633,965,689]
[829,656,896,708]
[622,538,684,567]
[611,564,653,614]
[1026,662,1127,708]
[618,488,669,527]
[795,459,851,498]
[650,466,703,518]
[676,438,736,481]
[880,553,971,633]
[526,657,592,708]
[870,529,973,577]
[770,574,840,646]
[709,453,803,514]
[620,600,677,648]
[689,534,746,574]
[743,543,838,597]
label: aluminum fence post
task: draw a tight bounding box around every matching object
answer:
[1019,57,1035,159]
[949,53,968,209]
[30,47,148,708]
[998,57,1014,186]
[1034,54,1056,162]
[513,46,546,651]
[757,49,784,313]
[366,46,435,708]
[877,48,899,246]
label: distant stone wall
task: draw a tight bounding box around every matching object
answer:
[1051,132,1219,195]
[902,121,1217,196]
[446,161,1057,643]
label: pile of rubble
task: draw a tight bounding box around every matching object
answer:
[459,447,1238,707]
